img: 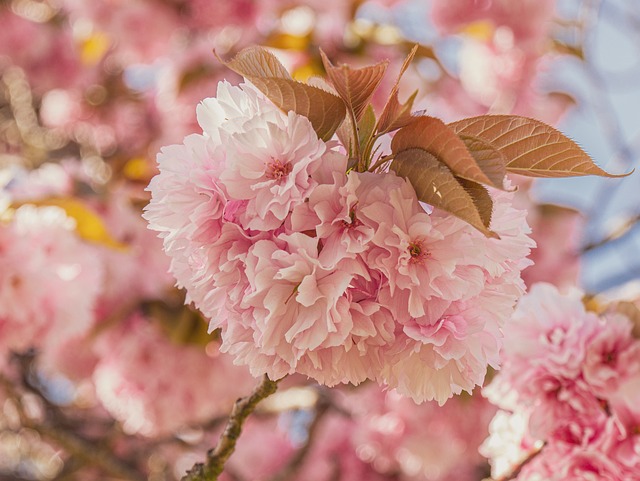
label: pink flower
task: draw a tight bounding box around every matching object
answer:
[382,290,506,404]
[0,205,103,368]
[486,283,604,409]
[431,0,556,45]
[147,79,534,404]
[294,270,396,386]
[93,312,254,437]
[377,181,533,404]
[225,233,366,382]
[481,409,542,479]
[483,283,640,480]
[218,108,332,231]
[349,384,495,480]
[608,378,640,471]
[290,169,375,266]
[358,171,479,320]
[582,313,640,398]
[144,134,228,304]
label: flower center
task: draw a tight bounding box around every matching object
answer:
[341,204,362,229]
[266,158,292,181]
[408,240,429,265]
[604,351,616,364]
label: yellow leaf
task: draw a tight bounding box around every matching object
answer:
[80,32,110,66]
[123,157,153,181]
[266,32,311,51]
[292,61,324,82]
[18,198,127,250]
[459,20,495,42]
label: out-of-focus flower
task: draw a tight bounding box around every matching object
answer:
[93,312,254,436]
[0,204,103,368]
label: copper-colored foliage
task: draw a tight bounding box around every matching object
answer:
[320,50,388,122]
[449,115,633,178]
[391,148,498,238]
[222,46,346,141]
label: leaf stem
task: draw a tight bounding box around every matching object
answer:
[349,110,363,171]
[369,153,395,172]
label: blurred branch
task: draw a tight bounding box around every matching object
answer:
[268,392,331,481]
[182,374,282,481]
[34,424,146,481]
[580,212,640,253]
[1,353,146,481]
[578,0,637,221]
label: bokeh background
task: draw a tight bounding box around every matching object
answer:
[1,1,639,480]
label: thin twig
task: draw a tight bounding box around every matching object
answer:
[369,153,395,172]
[268,393,330,481]
[35,424,146,481]
[181,375,281,481]
[580,212,640,253]
[2,354,146,481]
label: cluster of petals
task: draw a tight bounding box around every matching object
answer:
[146,80,534,404]
[0,204,103,369]
[0,161,172,381]
[346,384,496,480]
[482,283,640,480]
[93,312,255,436]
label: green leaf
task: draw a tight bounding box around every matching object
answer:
[320,50,388,122]
[449,115,634,178]
[336,116,354,157]
[358,104,377,153]
[391,116,502,188]
[17,198,127,250]
[391,148,498,238]
[458,134,508,189]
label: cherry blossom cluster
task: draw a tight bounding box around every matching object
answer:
[93,312,255,436]
[145,80,534,404]
[0,162,254,436]
[0,203,103,370]
[429,0,568,123]
[482,283,640,480]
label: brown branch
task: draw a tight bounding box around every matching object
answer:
[579,212,640,253]
[181,374,281,481]
[2,354,146,481]
[34,424,146,481]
